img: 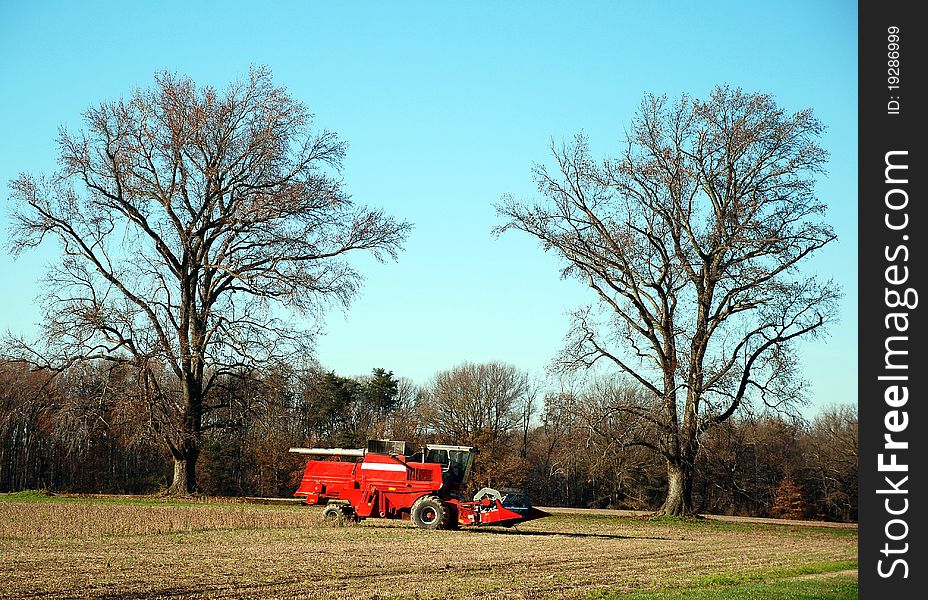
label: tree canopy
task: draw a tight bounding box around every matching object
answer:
[7,66,411,493]
[498,86,839,515]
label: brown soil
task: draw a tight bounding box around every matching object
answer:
[0,500,856,599]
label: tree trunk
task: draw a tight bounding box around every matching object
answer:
[167,448,199,495]
[656,462,694,516]
[165,375,203,495]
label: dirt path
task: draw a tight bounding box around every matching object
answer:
[537,506,858,529]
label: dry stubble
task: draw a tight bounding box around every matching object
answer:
[0,499,856,599]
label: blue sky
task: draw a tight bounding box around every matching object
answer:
[0,1,857,414]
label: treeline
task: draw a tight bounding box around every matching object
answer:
[528,391,858,522]
[0,360,856,521]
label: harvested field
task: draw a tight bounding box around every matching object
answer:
[0,493,856,599]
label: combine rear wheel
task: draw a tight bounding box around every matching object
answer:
[322,504,358,526]
[410,495,450,530]
[322,504,344,526]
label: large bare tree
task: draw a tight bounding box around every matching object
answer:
[420,362,534,488]
[7,66,410,494]
[497,86,839,515]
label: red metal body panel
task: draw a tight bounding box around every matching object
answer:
[294,451,540,527]
[295,453,444,517]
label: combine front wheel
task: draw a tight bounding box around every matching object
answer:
[410,495,450,530]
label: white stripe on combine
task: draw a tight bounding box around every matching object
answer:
[360,463,407,472]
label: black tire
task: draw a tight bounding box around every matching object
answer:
[341,506,361,523]
[444,502,459,530]
[410,495,450,530]
[322,504,344,526]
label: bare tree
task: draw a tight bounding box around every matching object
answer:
[497,86,839,515]
[7,66,411,494]
[0,361,56,491]
[419,362,532,488]
[421,362,528,445]
[800,404,858,521]
[382,377,426,442]
[533,377,664,509]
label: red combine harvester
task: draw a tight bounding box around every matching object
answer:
[290,439,548,529]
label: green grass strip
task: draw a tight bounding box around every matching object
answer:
[587,561,857,600]
[588,573,857,600]
[690,560,857,587]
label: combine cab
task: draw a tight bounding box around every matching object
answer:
[290,439,548,529]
